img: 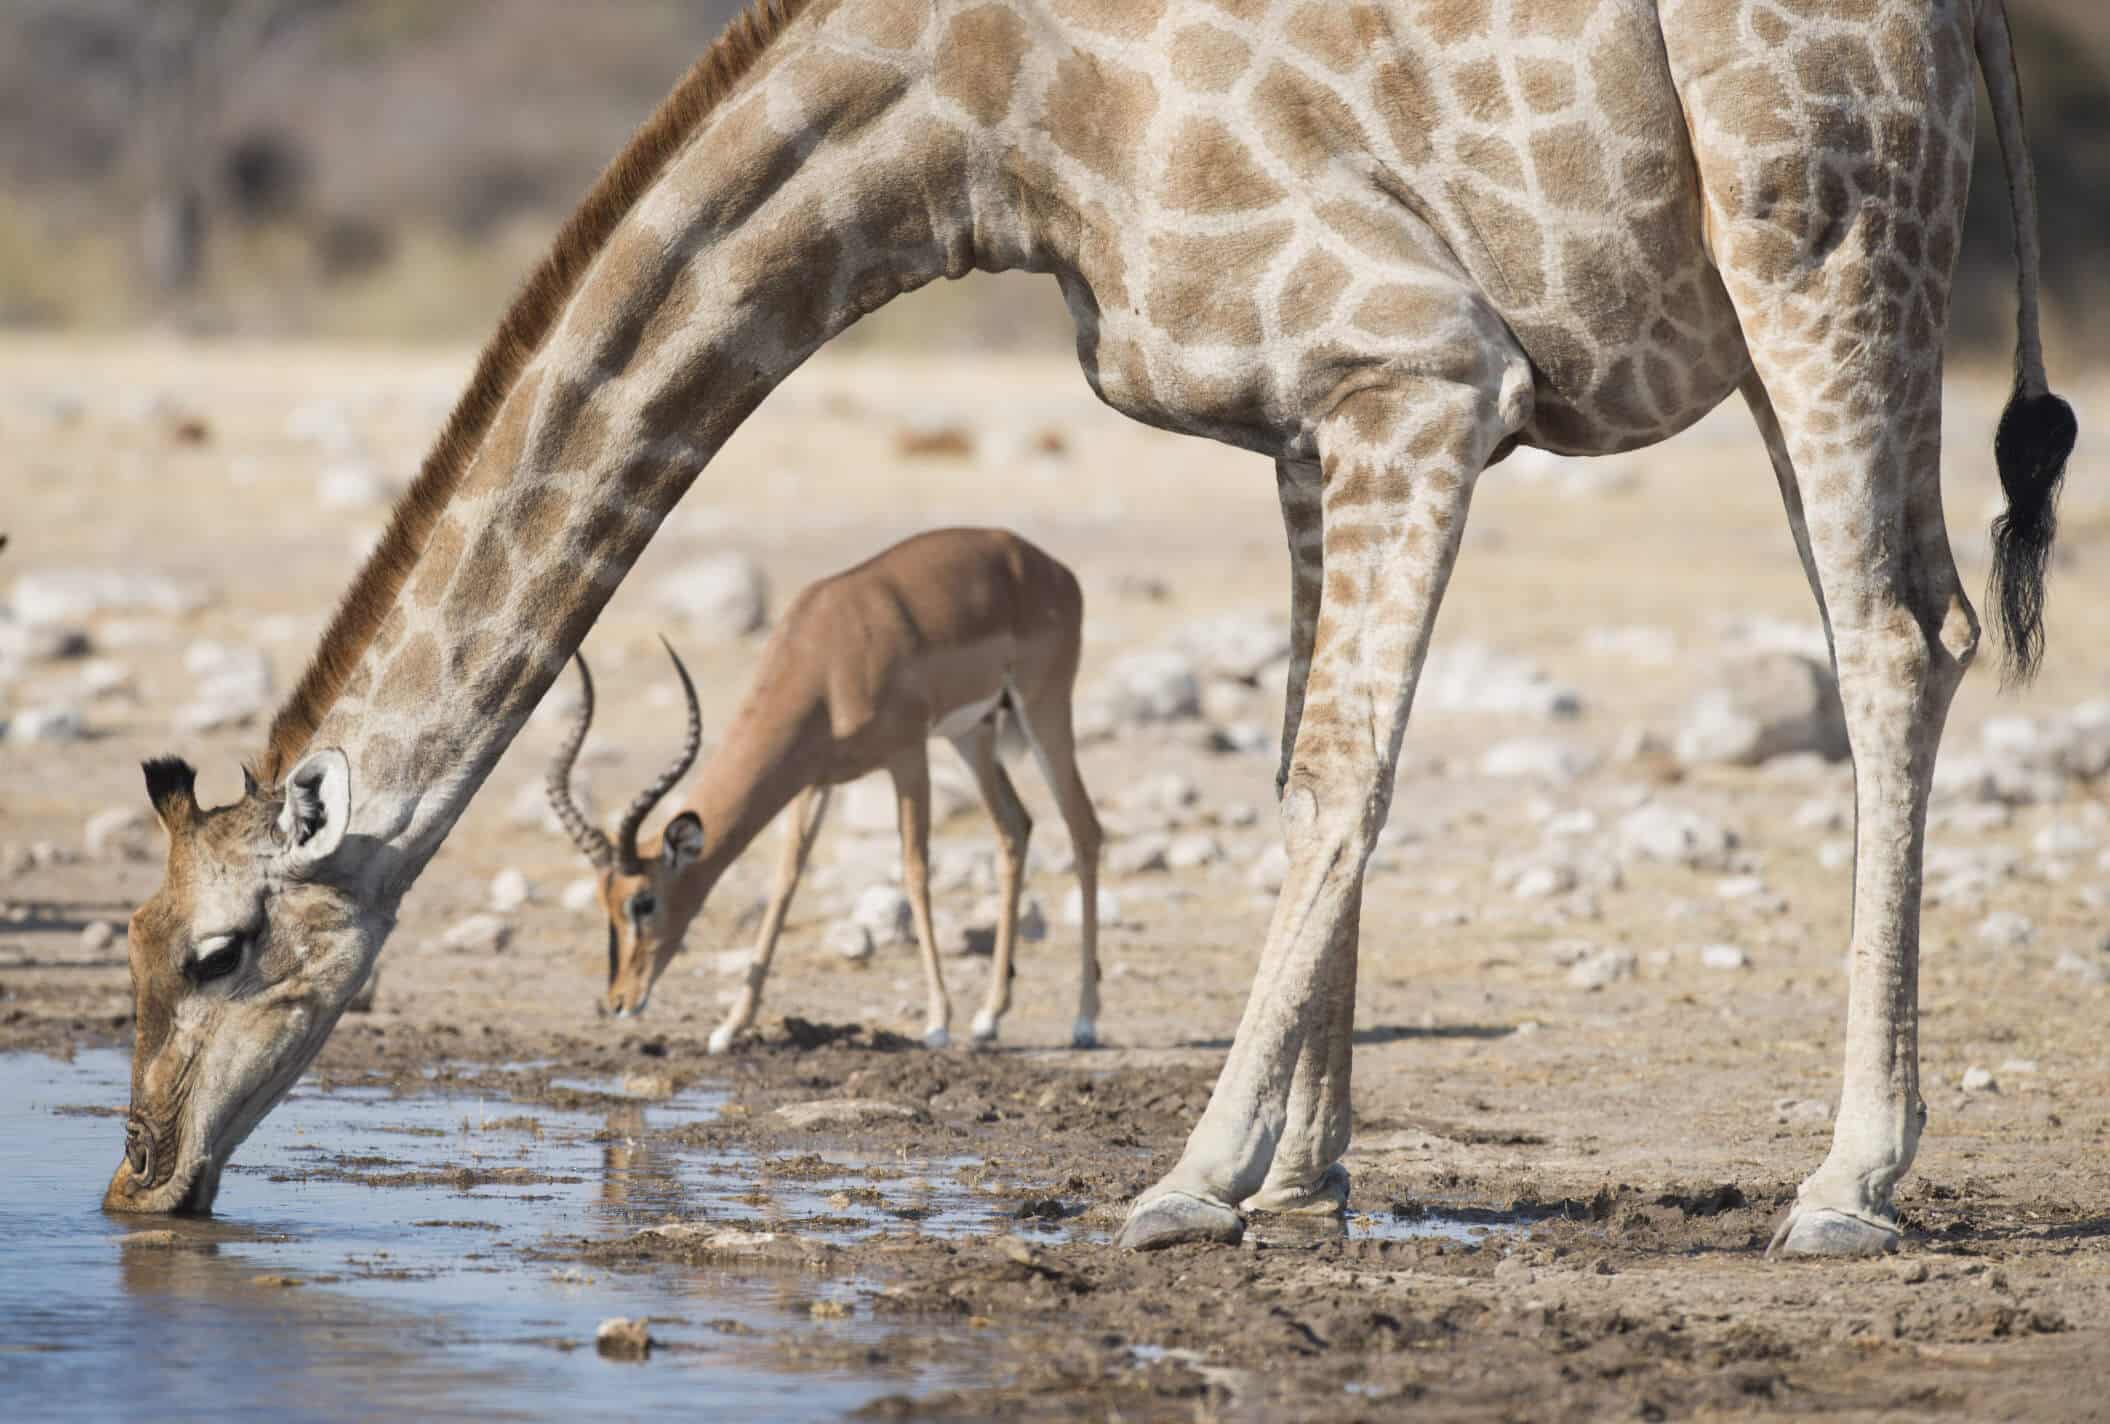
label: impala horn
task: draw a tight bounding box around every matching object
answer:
[546,653,614,869]
[615,637,702,874]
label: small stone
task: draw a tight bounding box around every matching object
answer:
[12,568,210,625]
[1220,802,1259,829]
[622,1071,675,1100]
[1108,834,1170,877]
[1999,1058,2038,1075]
[316,460,394,510]
[656,551,768,639]
[8,704,84,743]
[1792,798,1849,832]
[1774,1098,1832,1125]
[80,920,118,952]
[1247,843,1289,894]
[1975,911,2034,949]
[595,1317,653,1361]
[852,886,914,946]
[438,913,511,955]
[1541,809,1599,839]
[825,921,874,962]
[1714,876,1767,900]
[1172,611,1292,683]
[2052,950,2105,986]
[119,1230,182,1249]
[1165,832,1221,871]
[2033,821,2098,858]
[1063,885,1120,926]
[560,877,599,914]
[1675,653,1847,767]
[1511,864,1576,900]
[84,807,154,862]
[488,868,531,913]
[1091,651,1201,724]
[1892,1259,1930,1285]
[1960,1065,1997,1094]
[1566,948,1636,991]
[1817,839,1854,871]
[1480,737,1597,782]
[1617,803,1739,870]
[1421,641,1582,719]
[1421,907,1471,928]
[774,1098,928,1128]
[1699,943,1749,971]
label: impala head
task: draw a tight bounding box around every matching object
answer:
[548,639,708,1018]
[105,747,381,1215]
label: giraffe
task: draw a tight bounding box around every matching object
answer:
[107,0,2072,1264]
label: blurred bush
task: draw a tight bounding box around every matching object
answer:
[0,0,2099,360]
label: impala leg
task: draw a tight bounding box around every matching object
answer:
[952,720,1031,1046]
[891,746,951,1049]
[1120,333,1529,1249]
[1275,456,1324,798]
[707,785,829,1055]
[1013,685,1103,1048]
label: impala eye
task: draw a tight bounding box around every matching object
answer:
[629,892,656,921]
[186,933,246,986]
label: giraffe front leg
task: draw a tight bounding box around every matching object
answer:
[1120,346,1527,1250]
[708,786,828,1055]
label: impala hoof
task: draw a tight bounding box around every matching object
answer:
[1768,1206,1900,1259]
[706,1026,735,1056]
[923,1026,951,1050]
[1070,1017,1098,1049]
[970,1010,999,1045]
[1117,1190,1245,1251]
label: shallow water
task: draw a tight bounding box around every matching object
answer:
[0,1051,1018,1422]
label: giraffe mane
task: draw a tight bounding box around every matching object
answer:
[259,0,818,785]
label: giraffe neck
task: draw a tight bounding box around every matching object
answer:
[299,12,980,899]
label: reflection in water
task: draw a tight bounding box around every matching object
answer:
[1,1051,987,1422]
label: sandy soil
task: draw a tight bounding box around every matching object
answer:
[6,337,2110,1419]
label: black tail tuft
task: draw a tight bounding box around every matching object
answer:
[1988,385,2077,685]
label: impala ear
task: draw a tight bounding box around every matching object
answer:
[277,747,353,874]
[663,812,705,870]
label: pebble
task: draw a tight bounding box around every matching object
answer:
[595,1317,652,1361]
[83,806,153,861]
[560,878,599,914]
[1566,948,1637,992]
[1091,650,1201,724]
[622,1071,675,1100]
[488,868,531,913]
[8,704,84,743]
[851,886,914,946]
[1774,1098,1832,1125]
[1975,910,2034,949]
[1617,803,1739,870]
[1420,641,1582,719]
[774,1098,928,1128]
[438,913,511,955]
[1959,1065,1997,1094]
[1480,737,1597,782]
[1062,885,1120,927]
[2052,950,2105,986]
[174,641,273,733]
[316,460,394,510]
[79,920,117,952]
[2033,821,2097,858]
[1699,943,1749,971]
[1172,610,1292,683]
[1165,832,1221,871]
[1116,771,1201,820]
[656,551,768,639]
[1108,834,1170,876]
[1511,864,1576,900]
[1674,652,1847,768]
[824,921,875,962]
[12,568,210,625]
[1247,843,1289,894]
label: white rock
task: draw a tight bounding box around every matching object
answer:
[2053,950,2106,985]
[1247,842,1289,894]
[1959,1065,1997,1094]
[1616,803,1739,870]
[316,460,395,510]
[1818,839,1855,871]
[1675,653,1847,768]
[1699,943,1749,971]
[1172,611,1291,683]
[489,868,532,913]
[1792,797,1849,832]
[560,877,600,914]
[1421,641,1582,720]
[1063,885,1120,926]
[76,659,135,699]
[438,913,511,955]
[1092,650,1201,724]
[84,807,153,862]
[0,621,90,664]
[1567,948,1637,991]
[1108,834,1170,876]
[8,704,84,743]
[1220,802,1260,829]
[1583,625,1678,665]
[1713,614,1830,663]
[1775,1098,1833,1125]
[1541,808,1599,839]
[1421,907,1470,928]
[1511,864,1576,900]
[1116,771,1201,820]
[825,920,875,961]
[1714,876,1767,900]
[1166,832,1221,871]
[852,885,914,946]
[656,552,768,639]
[1480,737,1597,782]
[12,568,211,625]
[2033,820,2097,858]
[174,641,273,733]
[79,920,117,952]
[1975,910,2034,949]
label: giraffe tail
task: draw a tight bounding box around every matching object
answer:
[1977,0,2077,686]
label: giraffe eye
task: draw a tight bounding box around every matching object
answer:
[186,933,246,986]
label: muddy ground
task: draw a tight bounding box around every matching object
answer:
[6,337,2110,1419]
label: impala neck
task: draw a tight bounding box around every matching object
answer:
[293,24,970,903]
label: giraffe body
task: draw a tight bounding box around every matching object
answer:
[110,0,2072,1267]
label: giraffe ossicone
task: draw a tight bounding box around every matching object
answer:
[108,0,2073,1268]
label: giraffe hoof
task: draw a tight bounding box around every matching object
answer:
[1117,1191,1245,1251]
[922,1026,951,1051]
[1069,1017,1098,1049]
[1768,1206,1900,1259]
[1242,1163,1350,1217]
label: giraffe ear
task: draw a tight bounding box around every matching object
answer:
[276,747,353,874]
[663,812,705,870]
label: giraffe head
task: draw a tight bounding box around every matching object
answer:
[105,748,380,1214]
[547,641,710,1017]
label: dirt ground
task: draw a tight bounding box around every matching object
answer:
[6,336,2110,1419]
